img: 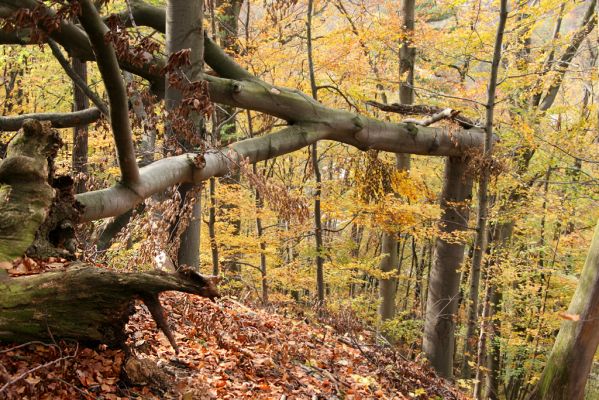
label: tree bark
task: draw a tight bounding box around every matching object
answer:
[379,232,399,320]
[422,156,473,378]
[208,177,219,276]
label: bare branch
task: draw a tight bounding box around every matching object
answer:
[365,100,479,128]
[403,108,461,127]
[538,0,597,110]
[0,109,101,131]
[47,39,109,116]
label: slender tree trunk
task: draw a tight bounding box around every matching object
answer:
[213,0,243,276]
[72,57,88,194]
[165,0,204,269]
[423,157,474,378]
[349,223,364,298]
[307,0,325,308]
[463,0,507,379]
[485,280,503,400]
[255,182,268,304]
[208,177,219,275]
[474,272,492,398]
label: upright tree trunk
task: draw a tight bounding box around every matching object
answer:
[72,57,88,194]
[165,0,204,270]
[423,157,473,378]
[529,220,599,400]
[307,0,325,308]
[463,0,507,379]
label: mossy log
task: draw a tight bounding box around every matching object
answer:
[0,120,61,262]
[0,264,219,349]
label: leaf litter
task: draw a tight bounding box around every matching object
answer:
[0,289,467,399]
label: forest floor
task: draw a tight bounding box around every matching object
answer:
[0,260,467,399]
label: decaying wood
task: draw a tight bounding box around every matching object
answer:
[365,100,479,129]
[0,264,219,349]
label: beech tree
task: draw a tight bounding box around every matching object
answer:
[1,1,597,397]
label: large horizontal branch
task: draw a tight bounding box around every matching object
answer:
[0,109,101,131]
[77,96,486,221]
[76,124,326,220]
[202,73,486,154]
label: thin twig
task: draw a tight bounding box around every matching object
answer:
[0,343,79,394]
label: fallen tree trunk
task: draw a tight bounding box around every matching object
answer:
[0,264,219,349]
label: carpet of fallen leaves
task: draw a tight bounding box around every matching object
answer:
[0,287,468,399]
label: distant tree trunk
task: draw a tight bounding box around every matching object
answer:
[349,223,364,298]
[72,57,88,194]
[423,157,473,378]
[255,181,268,304]
[378,0,415,321]
[474,273,492,399]
[213,0,243,276]
[165,0,204,269]
[484,279,503,400]
[307,0,325,308]
[379,232,399,320]
[528,220,599,400]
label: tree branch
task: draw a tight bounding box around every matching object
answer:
[365,100,478,128]
[538,0,597,111]
[47,39,109,117]
[77,0,140,186]
[0,0,165,93]
[0,109,101,131]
